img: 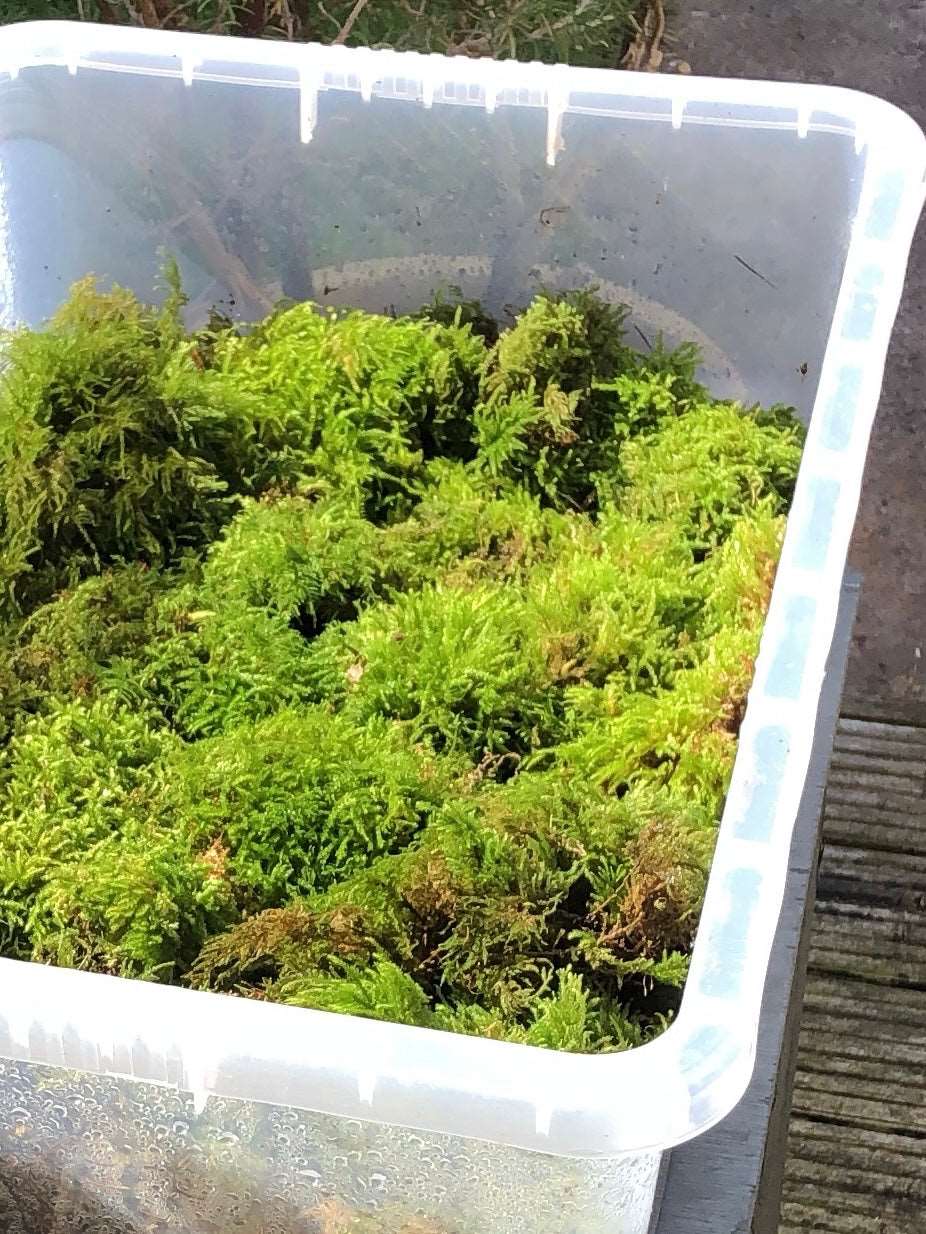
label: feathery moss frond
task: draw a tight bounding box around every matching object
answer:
[0,274,801,1052]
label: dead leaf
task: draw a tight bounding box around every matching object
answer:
[346,662,365,685]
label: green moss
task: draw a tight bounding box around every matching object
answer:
[0,275,802,1051]
[200,492,380,632]
[324,581,561,761]
[619,400,802,546]
[207,302,485,519]
[27,822,235,979]
[0,562,175,736]
[475,292,706,510]
[169,708,451,908]
[0,694,227,972]
[0,275,258,615]
[190,770,712,1052]
[375,460,563,593]
[102,580,336,740]
[278,955,437,1029]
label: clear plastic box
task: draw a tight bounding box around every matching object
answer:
[0,21,923,1234]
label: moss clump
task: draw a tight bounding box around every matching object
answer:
[0,694,234,975]
[207,302,486,519]
[0,271,256,616]
[473,291,701,510]
[0,276,804,1051]
[168,708,453,909]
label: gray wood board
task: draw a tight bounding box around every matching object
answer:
[780,707,926,1231]
[653,573,861,1234]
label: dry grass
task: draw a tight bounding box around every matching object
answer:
[0,0,646,67]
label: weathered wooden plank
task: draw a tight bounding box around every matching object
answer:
[831,727,926,755]
[808,907,926,982]
[798,1020,926,1066]
[816,846,926,911]
[808,944,926,978]
[825,765,925,797]
[801,972,926,1019]
[788,1113,926,1153]
[828,755,926,788]
[781,704,926,1231]
[792,1066,926,1119]
[821,816,926,856]
[822,812,926,844]
[833,728,926,759]
[814,908,926,942]
[818,844,926,883]
[782,1156,926,1205]
[796,1041,926,1089]
[828,755,926,786]
[780,1203,911,1234]
[823,804,926,843]
[783,1188,920,1221]
[828,738,926,768]
[800,998,926,1037]
[786,1117,926,1178]
[814,898,926,926]
[807,945,926,985]
[824,784,925,815]
[837,715,926,745]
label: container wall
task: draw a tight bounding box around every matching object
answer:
[0,1058,660,1234]
[0,59,864,418]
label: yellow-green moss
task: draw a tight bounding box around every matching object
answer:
[0,277,803,1050]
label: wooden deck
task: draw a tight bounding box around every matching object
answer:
[779,716,926,1233]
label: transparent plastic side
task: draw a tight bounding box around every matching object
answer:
[0,32,870,417]
[0,1058,661,1234]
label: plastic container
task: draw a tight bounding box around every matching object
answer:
[0,21,923,1234]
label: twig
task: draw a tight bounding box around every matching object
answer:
[316,0,338,34]
[621,0,666,72]
[633,323,652,350]
[525,0,597,40]
[333,0,371,43]
[158,1,192,26]
[269,0,298,39]
[651,0,666,66]
[138,0,164,27]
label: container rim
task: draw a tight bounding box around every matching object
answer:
[0,22,924,1161]
[1,21,925,157]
